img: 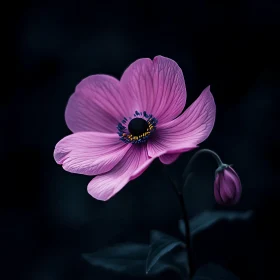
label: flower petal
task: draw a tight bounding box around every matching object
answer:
[225,168,242,204]
[87,144,155,201]
[148,86,215,157]
[214,174,224,204]
[129,157,155,180]
[54,132,131,175]
[65,75,131,133]
[159,153,181,164]
[120,55,186,124]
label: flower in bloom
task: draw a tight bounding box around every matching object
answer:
[214,165,242,205]
[54,56,216,201]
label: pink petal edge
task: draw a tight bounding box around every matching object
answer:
[65,75,133,133]
[54,132,131,176]
[87,144,154,201]
[159,153,181,164]
[148,86,215,157]
[120,55,187,125]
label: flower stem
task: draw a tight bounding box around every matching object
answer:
[165,149,223,278]
[183,148,223,180]
[178,192,194,278]
[166,170,195,278]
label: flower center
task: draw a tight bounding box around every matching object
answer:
[128,118,149,136]
[117,111,158,144]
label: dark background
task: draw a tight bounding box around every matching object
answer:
[4,0,279,279]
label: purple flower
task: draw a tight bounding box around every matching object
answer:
[54,56,216,201]
[214,165,242,205]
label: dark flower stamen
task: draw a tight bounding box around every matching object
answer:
[117,111,158,144]
[128,118,149,136]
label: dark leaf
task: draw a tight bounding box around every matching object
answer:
[146,230,185,274]
[179,210,253,236]
[82,242,181,277]
[193,263,239,280]
[173,250,189,279]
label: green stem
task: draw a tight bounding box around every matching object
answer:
[178,193,194,278]
[166,169,195,278]
[166,149,223,279]
[183,149,223,180]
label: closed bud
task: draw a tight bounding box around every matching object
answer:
[214,164,242,205]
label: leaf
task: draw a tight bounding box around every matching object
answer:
[193,263,239,280]
[179,210,253,236]
[146,230,185,274]
[172,250,189,279]
[178,220,186,237]
[82,242,181,277]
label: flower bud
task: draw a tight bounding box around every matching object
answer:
[214,164,242,205]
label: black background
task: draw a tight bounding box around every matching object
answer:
[4,0,279,279]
